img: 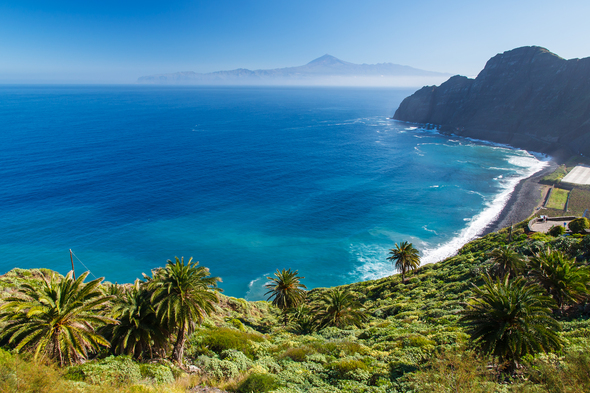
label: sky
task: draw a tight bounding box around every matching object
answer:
[1,0,590,83]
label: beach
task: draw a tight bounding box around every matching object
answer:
[484,159,558,234]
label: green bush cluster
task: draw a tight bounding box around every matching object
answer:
[237,373,279,393]
[138,363,175,384]
[187,327,264,359]
[65,356,143,386]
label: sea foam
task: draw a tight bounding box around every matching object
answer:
[420,152,548,265]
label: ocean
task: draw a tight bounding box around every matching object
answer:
[0,85,547,299]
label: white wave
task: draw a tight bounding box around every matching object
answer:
[245,274,272,301]
[422,225,438,235]
[420,152,548,265]
[430,185,439,188]
[349,243,394,281]
[467,190,486,199]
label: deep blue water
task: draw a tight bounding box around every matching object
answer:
[0,85,546,299]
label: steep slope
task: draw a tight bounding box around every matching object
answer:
[394,46,590,156]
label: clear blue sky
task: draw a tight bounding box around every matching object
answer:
[1,0,589,83]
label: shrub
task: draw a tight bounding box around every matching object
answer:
[281,346,316,362]
[389,360,419,380]
[327,359,369,380]
[229,318,247,332]
[138,363,175,384]
[548,225,566,237]
[569,218,590,234]
[237,373,279,393]
[402,334,436,349]
[187,327,264,359]
[197,356,240,381]
[64,356,142,386]
[221,349,253,371]
[530,233,554,242]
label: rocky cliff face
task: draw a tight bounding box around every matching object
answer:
[393,46,590,156]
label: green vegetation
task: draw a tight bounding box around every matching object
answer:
[264,268,307,325]
[567,188,590,216]
[548,224,566,236]
[541,164,568,184]
[0,271,114,366]
[314,288,366,329]
[486,244,525,278]
[144,256,221,364]
[529,248,590,310]
[1,221,590,392]
[569,217,590,234]
[546,188,569,210]
[237,373,278,393]
[460,275,562,370]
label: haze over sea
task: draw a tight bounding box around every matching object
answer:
[0,85,546,299]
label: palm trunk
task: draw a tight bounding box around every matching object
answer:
[53,333,64,367]
[173,326,187,365]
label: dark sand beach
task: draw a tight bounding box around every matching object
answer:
[483,159,558,235]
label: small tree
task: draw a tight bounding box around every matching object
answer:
[460,275,562,371]
[487,245,525,278]
[569,217,590,234]
[144,257,221,365]
[387,241,421,282]
[264,269,307,325]
[315,289,366,329]
[528,248,590,310]
[104,280,168,359]
[548,225,566,237]
[0,271,114,366]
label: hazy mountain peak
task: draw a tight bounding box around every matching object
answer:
[306,54,351,67]
[137,56,451,87]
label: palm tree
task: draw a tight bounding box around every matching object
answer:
[528,248,590,311]
[315,288,366,329]
[103,280,168,359]
[144,257,221,365]
[460,275,562,370]
[0,271,114,366]
[487,245,525,278]
[264,268,307,325]
[289,304,319,334]
[387,241,421,282]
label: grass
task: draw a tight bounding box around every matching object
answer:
[567,188,590,216]
[546,188,569,210]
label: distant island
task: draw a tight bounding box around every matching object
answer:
[137,54,451,87]
[394,46,590,157]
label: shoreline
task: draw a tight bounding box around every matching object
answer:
[483,158,558,235]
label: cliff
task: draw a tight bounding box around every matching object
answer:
[393,46,590,156]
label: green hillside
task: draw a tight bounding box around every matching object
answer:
[1,221,590,393]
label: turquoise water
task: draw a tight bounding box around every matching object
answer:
[0,85,546,299]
